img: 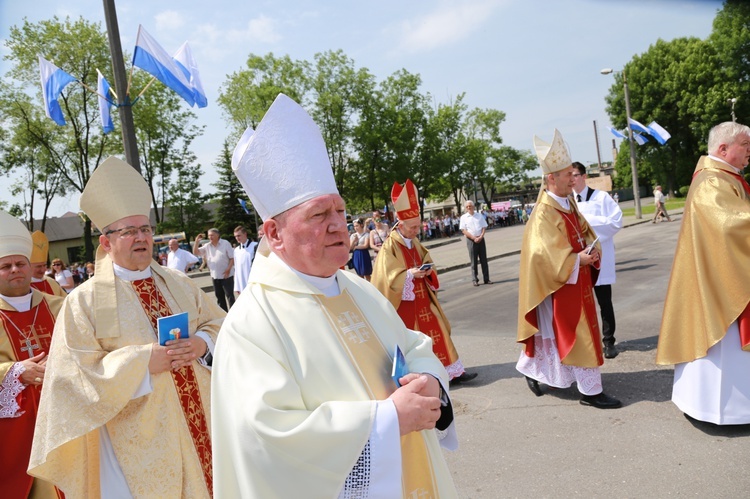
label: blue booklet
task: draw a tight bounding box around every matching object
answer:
[157,312,189,346]
[391,345,409,387]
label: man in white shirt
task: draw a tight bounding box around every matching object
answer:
[194,229,235,311]
[459,200,492,287]
[232,225,257,297]
[572,162,624,359]
[166,238,199,274]
[652,185,672,223]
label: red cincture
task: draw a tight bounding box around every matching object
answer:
[132,278,213,496]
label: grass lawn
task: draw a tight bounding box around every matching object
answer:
[621,198,686,217]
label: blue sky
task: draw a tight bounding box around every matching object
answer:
[1,0,723,217]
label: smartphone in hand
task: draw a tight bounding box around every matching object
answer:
[419,263,434,271]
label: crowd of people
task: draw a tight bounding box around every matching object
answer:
[1,90,748,498]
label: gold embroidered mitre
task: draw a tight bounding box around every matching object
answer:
[533,128,572,174]
[80,156,152,231]
[30,230,49,264]
[391,179,420,221]
[0,210,32,260]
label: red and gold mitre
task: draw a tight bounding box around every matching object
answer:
[391,179,420,221]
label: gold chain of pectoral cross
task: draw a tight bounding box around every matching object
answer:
[0,305,42,358]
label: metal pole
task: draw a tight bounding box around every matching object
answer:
[593,119,602,170]
[102,0,141,173]
[622,72,642,218]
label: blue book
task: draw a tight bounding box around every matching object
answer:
[391,345,409,387]
[157,312,189,346]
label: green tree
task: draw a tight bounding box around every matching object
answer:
[162,142,211,241]
[211,140,255,242]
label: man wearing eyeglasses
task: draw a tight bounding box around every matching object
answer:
[29,157,225,498]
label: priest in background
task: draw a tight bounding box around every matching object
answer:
[372,178,477,385]
[0,211,63,498]
[29,157,225,497]
[656,121,750,425]
[516,129,621,409]
[212,94,458,498]
[28,231,66,298]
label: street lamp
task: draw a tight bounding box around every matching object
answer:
[601,68,642,219]
[727,97,737,122]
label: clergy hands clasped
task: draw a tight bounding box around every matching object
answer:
[389,374,442,436]
[149,337,208,374]
[579,247,600,266]
[20,351,47,386]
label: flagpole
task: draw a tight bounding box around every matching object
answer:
[134,76,158,100]
[102,0,141,173]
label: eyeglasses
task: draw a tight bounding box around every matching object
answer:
[105,225,155,239]
[52,263,62,266]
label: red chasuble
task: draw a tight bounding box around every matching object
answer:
[0,299,63,499]
[30,279,54,296]
[132,278,213,496]
[395,244,453,366]
[523,208,603,366]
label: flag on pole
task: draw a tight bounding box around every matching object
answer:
[627,117,651,135]
[239,199,250,215]
[647,121,671,145]
[38,55,77,126]
[606,127,627,140]
[132,25,195,106]
[97,70,115,134]
[173,41,207,108]
[633,133,649,146]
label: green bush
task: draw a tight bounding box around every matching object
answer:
[678,186,690,198]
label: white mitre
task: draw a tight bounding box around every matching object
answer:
[533,128,572,174]
[231,93,339,220]
[0,210,32,260]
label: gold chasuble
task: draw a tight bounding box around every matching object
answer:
[29,256,224,498]
[657,156,750,365]
[517,191,602,367]
[371,229,459,368]
[30,276,67,298]
[212,251,457,498]
[0,290,63,499]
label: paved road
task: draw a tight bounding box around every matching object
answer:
[191,200,750,497]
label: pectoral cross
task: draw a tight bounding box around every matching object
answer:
[337,311,371,344]
[576,233,586,248]
[20,336,39,356]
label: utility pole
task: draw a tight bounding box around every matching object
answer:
[593,120,603,170]
[102,0,141,173]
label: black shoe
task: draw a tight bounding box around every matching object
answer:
[484,280,493,285]
[603,344,619,359]
[450,372,478,385]
[525,376,543,397]
[472,281,479,287]
[580,392,622,409]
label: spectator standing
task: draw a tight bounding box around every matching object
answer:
[194,229,235,311]
[459,200,492,287]
[656,121,750,424]
[233,225,257,297]
[572,162,624,359]
[166,238,199,274]
[349,218,372,281]
[369,214,390,257]
[49,258,75,294]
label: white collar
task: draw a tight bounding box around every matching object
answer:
[547,191,570,210]
[397,228,413,249]
[574,186,589,199]
[31,277,44,283]
[112,263,152,282]
[269,252,340,297]
[708,154,742,174]
[1,290,33,312]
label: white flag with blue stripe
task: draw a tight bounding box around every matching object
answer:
[97,70,115,134]
[633,133,648,146]
[38,55,77,126]
[132,25,195,106]
[173,41,207,108]
[647,121,671,145]
[628,117,650,135]
[606,127,627,140]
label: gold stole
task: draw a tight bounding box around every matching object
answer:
[317,290,440,498]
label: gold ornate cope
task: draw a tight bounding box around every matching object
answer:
[656,156,750,364]
[516,190,601,367]
[371,229,459,367]
[317,290,440,498]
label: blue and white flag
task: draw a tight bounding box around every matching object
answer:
[38,55,77,126]
[633,133,649,146]
[239,198,250,215]
[132,25,195,106]
[97,70,115,134]
[606,127,627,140]
[627,117,651,135]
[173,41,207,108]
[647,121,671,145]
